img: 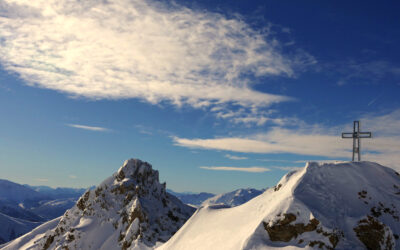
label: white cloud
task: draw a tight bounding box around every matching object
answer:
[0,0,313,123]
[175,109,400,171]
[200,166,270,173]
[224,154,248,160]
[173,128,349,157]
[67,124,109,132]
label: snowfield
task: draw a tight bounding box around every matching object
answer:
[2,160,400,250]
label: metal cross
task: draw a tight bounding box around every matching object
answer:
[342,121,372,161]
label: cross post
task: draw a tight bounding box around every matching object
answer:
[342,121,372,161]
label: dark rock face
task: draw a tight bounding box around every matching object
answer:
[354,216,394,250]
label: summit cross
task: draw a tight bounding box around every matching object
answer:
[342,121,372,161]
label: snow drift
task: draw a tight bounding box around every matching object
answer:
[160,161,400,250]
[2,159,195,250]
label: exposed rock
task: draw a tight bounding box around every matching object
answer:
[354,215,394,250]
[263,213,319,242]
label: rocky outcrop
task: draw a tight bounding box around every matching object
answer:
[28,159,195,250]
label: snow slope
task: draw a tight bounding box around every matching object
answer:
[160,161,400,250]
[0,212,41,244]
[2,159,195,250]
[0,217,61,249]
[202,188,263,208]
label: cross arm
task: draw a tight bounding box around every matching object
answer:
[358,132,372,138]
[342,133,354,138]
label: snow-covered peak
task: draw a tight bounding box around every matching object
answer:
[117,159,157,182]
[3,158,195,250]
[161,161,400,250]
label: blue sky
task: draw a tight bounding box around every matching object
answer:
[0,0,399,193]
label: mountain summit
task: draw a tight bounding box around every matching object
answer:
[160,161,400,250]
[2,159,194,250]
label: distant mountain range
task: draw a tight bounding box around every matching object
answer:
[201,188,264,207]
[0,179,88,243]
[167,189,214,206]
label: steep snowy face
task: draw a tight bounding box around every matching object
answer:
[160,161,400,250]
[25,159,194,250]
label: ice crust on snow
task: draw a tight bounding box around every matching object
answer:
[160,161,400,250]
[2,159,194,250]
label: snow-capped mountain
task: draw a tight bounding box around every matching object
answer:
[202,188,263,208]
[25,185,88,200]
[2,159,195,250]
[0,179,87,245]
[0,179,47,205]
[167,190,214,207]
[160,161,400,250]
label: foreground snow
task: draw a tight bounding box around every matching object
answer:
[0,217,60,250]
[0,212,41,244]
[159,161,400,250]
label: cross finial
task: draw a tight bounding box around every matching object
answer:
[342,121,372,161]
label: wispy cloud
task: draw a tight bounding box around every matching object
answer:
[135,125,153,135]
[175,109,400,171]
[68,175,77,179]
[224,154,248,160]
[67,124,109,132]
[200,166,270,173]
[173,128,349,157]
[335,60,400,86]
[0,0,314,123]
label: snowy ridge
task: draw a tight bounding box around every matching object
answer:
[202,188,263,208]
[2,159,195,250]
[160,161,400,250]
